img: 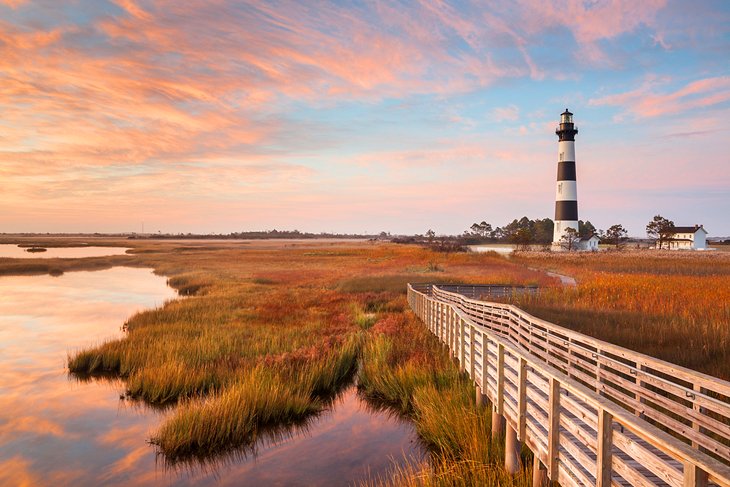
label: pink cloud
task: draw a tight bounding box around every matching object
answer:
[0,0,669,178]
[492,105,520,122]
[514,0,667,65]
[0,0,26,7]
[589,75,730,118]
[113,0,152,21]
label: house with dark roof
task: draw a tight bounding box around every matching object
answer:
[663,225,708,250]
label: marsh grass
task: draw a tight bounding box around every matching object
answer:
[359,303,532,485]
[0,238,551,479]
[7,238,727,482]
[512,251,730,379]
[153,334,360,459]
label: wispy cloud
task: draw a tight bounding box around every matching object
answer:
[0,0,728,234]
[491,105,520,122]
[589,75,730,118]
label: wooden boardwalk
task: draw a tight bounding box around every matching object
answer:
[407,284,730,487]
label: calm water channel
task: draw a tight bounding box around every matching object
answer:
[0,267,424,486]
[0,244,130,259]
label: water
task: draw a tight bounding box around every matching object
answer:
[0,244,130,259]
[0,267,424,486]
[469,244,515,256]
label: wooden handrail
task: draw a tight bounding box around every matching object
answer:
[408,283,730,487]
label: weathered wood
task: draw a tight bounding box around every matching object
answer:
[459,318,466,372]
[505,423,521,474]
[469,324,476,381]
[518,357,527,442]
[548,377,561,480]
[532,456,549,487]
[476,384,486,407]
[407,284,730,487]
[434,285,730,400]
[596,408,613,487]
[684,460,709,487]
[612,426,682,485]
[497,343,505,416]
[558,430,596,485]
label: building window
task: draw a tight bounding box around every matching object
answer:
[559,152,564,161]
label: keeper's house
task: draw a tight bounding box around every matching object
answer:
[664,225,708,250]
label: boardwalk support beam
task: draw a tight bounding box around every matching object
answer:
[476,384,486,408]
[532,457,548,487]
[505,423,521,474]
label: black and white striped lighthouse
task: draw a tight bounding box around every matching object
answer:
[553,109,579,246]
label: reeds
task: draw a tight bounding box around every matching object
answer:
[153,335,360,459]
[512,251,730,379]
[359,305,531,485]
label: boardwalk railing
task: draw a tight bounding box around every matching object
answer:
[408,283,730,487]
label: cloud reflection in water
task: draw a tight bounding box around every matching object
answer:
[0,267,425,486]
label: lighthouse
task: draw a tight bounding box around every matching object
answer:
[553,109,579,247]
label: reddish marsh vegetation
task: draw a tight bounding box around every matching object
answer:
[25,239,549,473]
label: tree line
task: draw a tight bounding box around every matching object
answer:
[460,217,629,250]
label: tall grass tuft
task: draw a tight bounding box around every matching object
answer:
[359,304,531,485]
[153,335,361,459]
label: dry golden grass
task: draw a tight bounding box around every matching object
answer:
[358,300,532,486]
[0,238,547,469]
[7,238,726,482]
[512,250,730,378]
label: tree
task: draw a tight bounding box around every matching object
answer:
[646,215,675,249]
[425,229,436,243]
[510,227,534,251]
[602,224,629,250]
[491,226,505,241]
[579,220,597,239]
[560,227,580,251]
[468,221,493,239]
[533,218,554,245]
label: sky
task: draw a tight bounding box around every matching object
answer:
[1,0,728,237]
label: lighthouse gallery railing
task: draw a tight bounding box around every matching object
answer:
[407,283,730,487]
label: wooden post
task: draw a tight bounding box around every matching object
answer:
[444,307,448,347]
[452,312,458,359]
[505,423,521,474]
[476,384,487,407]
[637,363,647,420]
[425,299,430,330]
[683,462,709,487]
[517,357,527,442]
[492,407,506,441]
[469,324,476,381]
[448,310,454,355]
[595,346,602,396]
[440,304,445,344]
[480,331,487,393]
[596,408,613,487]
[433,301,437,333]
[547,377,560,481]
[692,383,707,453]
[496,343,505,415]
[453,313,458,359]
[459,319,466,373]
[532,456,548,487]
[492,343,506,440]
